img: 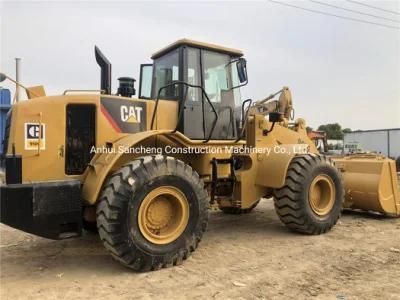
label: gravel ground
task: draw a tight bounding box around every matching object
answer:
[1,199,399,300]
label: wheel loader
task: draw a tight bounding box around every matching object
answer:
[0,39,399,271]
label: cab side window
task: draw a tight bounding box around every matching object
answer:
[139,64,153,99]
[152,49,180,99]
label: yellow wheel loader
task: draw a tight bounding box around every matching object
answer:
[0,39,399,271]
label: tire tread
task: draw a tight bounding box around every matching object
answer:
[273,154,344,235]
[96,155,208,271]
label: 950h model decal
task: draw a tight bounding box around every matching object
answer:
[24,123,46,150]
[100,97,146,133]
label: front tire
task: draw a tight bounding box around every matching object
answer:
[96,155,209,271]
[274,154,344,235]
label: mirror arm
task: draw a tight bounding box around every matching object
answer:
[230,78,248,90]
[0,73,41,99]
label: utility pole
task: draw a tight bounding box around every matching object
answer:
[15,58,21,102]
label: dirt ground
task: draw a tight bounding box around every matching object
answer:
[1,199,399,300]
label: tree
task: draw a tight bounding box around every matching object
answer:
[342,128,352,134]
[317,123,344,140]
[306,126,313,133]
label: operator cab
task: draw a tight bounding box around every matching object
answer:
[139,39,247,140]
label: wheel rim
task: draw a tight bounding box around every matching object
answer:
[138,186,189,245]
[308,174,335,216]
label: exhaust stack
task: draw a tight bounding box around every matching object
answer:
[94,46,111,94]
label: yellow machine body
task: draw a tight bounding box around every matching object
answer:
[0,38,398,247]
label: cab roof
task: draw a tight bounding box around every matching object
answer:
[151,38,243,59]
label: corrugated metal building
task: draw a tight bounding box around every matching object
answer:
[344,128,400,160]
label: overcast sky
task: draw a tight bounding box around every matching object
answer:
[1,0,399,130]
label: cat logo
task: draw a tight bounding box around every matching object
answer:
[25,123,46,150]
[101,97,146,133]
[120,105,143,123]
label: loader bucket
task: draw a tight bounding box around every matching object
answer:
[332,154,400,216]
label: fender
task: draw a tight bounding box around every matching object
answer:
[255,144,306,188]
[81,129,245,204]
[82,130,172,204]
[231,145,307,210]
[248,115,317,189]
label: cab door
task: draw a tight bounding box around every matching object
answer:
[182,47,205,139]
[201,50,237,140]
[182,47,238,140]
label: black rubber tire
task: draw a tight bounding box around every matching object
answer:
[96,155,209,271]
[219,201,260,214]
[273,154,344,235]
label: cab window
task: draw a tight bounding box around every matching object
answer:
[152,49,180,99]
[202,50,230,103]
[139,64,153,99]
[185,47,202,102]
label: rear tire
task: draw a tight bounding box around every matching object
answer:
[219,201,260,214]
[274,154,343,235]
[96,155,209,271]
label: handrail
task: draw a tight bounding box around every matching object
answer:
[235,98,252,142]
[150,81,219,143]
[63,89,105,95]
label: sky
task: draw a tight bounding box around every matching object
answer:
[1,0,399,130]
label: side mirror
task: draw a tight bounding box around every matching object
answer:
[236,58,247,83]
[0,73,7,82]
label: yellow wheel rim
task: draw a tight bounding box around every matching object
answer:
[138,186,189,245]
[308,174,335,216]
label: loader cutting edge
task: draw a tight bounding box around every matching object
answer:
[332,154,400,216]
